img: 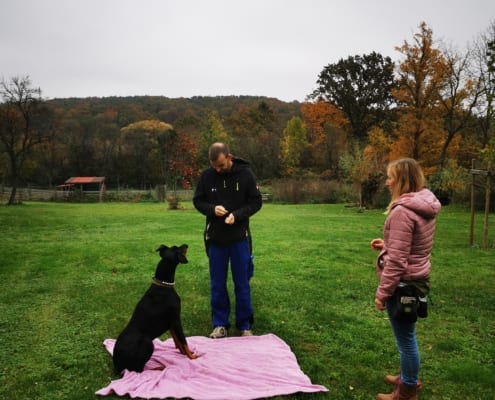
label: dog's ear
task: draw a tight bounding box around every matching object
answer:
[178,244,188,264]
[156,245,168,257]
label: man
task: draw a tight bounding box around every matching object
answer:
[193,142,262,338]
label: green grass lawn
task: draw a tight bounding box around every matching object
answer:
[0,202,493,400]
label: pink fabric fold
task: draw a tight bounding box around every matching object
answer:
[96,333,328,400]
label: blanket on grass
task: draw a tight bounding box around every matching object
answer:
[96,333,328,400]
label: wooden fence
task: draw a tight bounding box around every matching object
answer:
[0,187,194,203]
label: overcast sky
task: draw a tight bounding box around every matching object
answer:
[1,0,494,102]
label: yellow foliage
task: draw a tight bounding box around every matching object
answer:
[121,119,174,134]
[364,127,392,166]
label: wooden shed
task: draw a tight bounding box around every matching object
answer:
[58,177,106,202]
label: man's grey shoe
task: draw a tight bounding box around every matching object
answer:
[209,326,227,338]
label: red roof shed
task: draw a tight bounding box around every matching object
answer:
[65,177,106,185]
[58,177,106,202]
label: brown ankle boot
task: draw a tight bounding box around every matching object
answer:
[384,375,422,390]
[397,382,418,400]
[377,378,399,400]
[377,381,419,400]
[384,375,400,385]
[376,391,395,399]
[376,383,398,400]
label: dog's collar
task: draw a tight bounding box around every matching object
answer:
[152,277,175,288]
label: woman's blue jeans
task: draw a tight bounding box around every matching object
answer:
[208,240,253,331]
[386,301,420,386]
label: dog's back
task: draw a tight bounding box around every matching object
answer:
[128,286,181,337]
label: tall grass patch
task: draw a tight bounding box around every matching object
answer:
[270,179,356,204]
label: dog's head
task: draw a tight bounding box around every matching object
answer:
[156,244,188,264]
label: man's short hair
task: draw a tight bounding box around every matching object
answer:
[209,142,230,161]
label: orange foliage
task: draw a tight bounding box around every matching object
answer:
[167,132,199,189]
[301,101,349,169]
[391,22,449,174]
[301,101,348,144]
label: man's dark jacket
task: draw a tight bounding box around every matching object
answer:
[193,157,262,246]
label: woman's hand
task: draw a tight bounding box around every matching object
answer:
[375,298,386,311]
[370,238,384,251]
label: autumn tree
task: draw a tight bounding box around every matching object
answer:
[120,119,198,194]
[437,44,483,167]
[120,119,175,188]
[167,132,198,190]
[362,127,395,205]
[391,22,449,172]
[300,100,348,174]
[339,142,375,208]
[91,108,121,183]
[311,52,396,141]
[489,38,495,130]
[471,21,495,147]
[0,76,51,205]
[229,101,280,179]
[279,116,309,176]
[489,40,495,149]
[337,126,395,208]
[0,152,7,185]
[198,111,231,168]
[31,104,66,187]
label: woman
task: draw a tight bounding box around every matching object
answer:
[370,158,441,400]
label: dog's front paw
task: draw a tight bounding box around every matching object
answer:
[150,364,166,371]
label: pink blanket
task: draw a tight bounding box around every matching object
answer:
[96,334,328,400]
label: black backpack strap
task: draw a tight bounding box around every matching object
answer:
[203,223,210,256]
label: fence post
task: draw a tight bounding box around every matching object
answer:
[470,159,475,246]
[482,173,491,249]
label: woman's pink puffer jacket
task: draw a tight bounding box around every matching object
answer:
[376,188,441,302]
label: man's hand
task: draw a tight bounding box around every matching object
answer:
[225,213,235,225]
[215,205,228,217]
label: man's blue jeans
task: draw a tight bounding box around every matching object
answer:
[386,301,420,386]
[208,240,253,331]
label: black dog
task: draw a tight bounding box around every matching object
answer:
[112,244,198,374]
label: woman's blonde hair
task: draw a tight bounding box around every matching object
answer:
[386,158,425,213]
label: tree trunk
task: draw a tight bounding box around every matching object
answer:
[439,132,455,167]
[7,158,18,205]
[8,185,17,205]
